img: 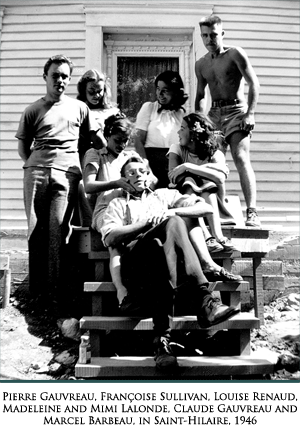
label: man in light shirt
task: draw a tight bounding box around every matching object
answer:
[101,156,242,371]
[16,54,104,316]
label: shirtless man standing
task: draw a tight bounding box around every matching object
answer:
[195,15,260,227]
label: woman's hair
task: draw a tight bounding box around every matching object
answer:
[104,112,133,139]
[155,70,189,111]
[77,69,115,109]
[183,112,227,161]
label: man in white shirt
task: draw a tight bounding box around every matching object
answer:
[101,156,242,371]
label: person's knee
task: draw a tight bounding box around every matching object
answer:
[166,215,188,235]
[235,156,248,172]
[166,214,184,226]
[180,216,198,231]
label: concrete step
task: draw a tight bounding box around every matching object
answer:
[75,350,276,378]
[80,312,259,332]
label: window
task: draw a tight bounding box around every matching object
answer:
[117,56,179,120]
[104,37,192,114]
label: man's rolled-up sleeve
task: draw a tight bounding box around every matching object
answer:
[100,198,127,246]
[165,189,202,209]
[83,148,100,173]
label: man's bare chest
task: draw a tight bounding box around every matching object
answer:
[201,57,240,84]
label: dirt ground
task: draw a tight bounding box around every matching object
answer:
[0,278,299,381]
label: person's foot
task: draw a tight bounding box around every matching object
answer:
[245,208,261,227]
[119,295,149,316]
[197,296,240,328]
[204,267,243,282]
[117,286,128,307]
[216,237,236,252]
[206,237,224,253]
[154,335,178,371]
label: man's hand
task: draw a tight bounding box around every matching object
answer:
[147,209,176,227]
[240,113,255,133]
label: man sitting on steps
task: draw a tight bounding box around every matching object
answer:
[101,156,242,371]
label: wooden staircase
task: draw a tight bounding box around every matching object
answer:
[73,226,277,379]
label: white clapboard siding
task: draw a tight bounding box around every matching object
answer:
[0,58,85,68]
[1,32,85,42]
[2,50,84,60]
[0,0,299,230]
[251,58,299,68]
[0,2,86,229]
[3,14,83,24]
[0,188,23,199]
[2,23,86,33]
[0,199,24,209]
[257,77,298,87]
[0,179,23,190]
[213,1,300,227]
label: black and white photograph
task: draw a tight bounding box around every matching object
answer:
[0,0,299,432]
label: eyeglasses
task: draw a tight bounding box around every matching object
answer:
[125,168,149,177]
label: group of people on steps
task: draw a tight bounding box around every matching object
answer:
[17,15,260,370]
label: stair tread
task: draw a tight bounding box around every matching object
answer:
[80,312,259,331]
[75,350,276,378]
[88,250,242,260]
[222,227,269,238]
[84,281,249,293]
[73,226,270,257]
[73,225,270,238]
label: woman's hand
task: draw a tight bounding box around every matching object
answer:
[168,163,188,184]
[115,177,136,193]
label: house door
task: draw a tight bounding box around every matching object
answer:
[117,56,179,121]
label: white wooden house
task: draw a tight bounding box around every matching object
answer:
[0,0,299,231]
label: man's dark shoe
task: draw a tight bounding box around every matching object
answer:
[119,295,149,317]
[154,335,178,371]
[197,297,240,328]
[204,267,243,282]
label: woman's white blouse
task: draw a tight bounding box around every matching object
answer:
[135,101,183,149]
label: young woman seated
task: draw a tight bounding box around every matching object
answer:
[168,112,235,252]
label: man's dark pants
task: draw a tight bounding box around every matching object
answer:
[121,216,210,335]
